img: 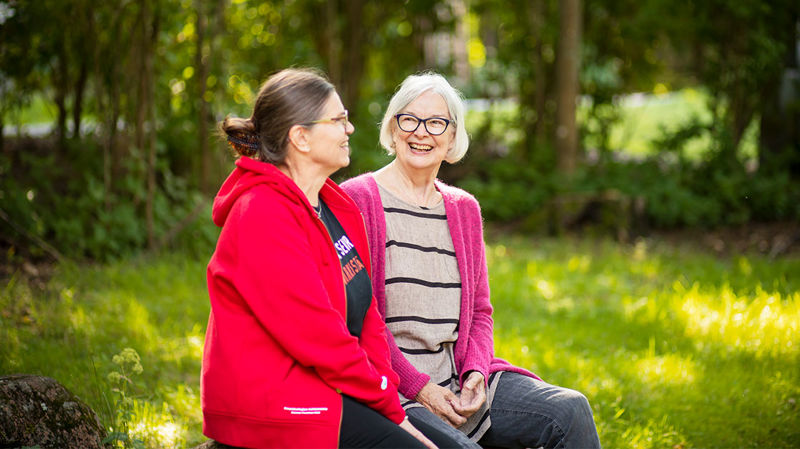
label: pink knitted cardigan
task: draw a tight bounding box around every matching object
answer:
[341,173,540,400]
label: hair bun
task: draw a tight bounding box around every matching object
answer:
[226,130,260,155]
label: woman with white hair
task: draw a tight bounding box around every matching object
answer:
[341,73,601,449]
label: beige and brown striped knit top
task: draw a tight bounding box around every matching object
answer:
[378,183,502,441]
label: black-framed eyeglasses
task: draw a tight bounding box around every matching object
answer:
[395,113,451,136]
[302,110,349,131]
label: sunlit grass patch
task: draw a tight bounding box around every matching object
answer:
[487,235,800,448]
[678,284,799,358]
[2,236,798,448]
[125,400,185,449]
[0,251,209,446]
[633,351,698,386]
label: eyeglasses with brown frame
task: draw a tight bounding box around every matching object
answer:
[302,110,350,131]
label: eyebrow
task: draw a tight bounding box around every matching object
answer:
[402,111,451,119]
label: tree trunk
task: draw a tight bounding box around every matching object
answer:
[339,0,367,110]
[323,0,340,86]
[72,60,88,140]
[529,0,547,144]
[195,0,210,193]
[133,0,160,249]
[759,9,800,176]
[307,0,392,114]
[452,0,470,86]
[555,0,581,176]
[195,0,226,194]
[147,6,160,250]
[54,43,69,147]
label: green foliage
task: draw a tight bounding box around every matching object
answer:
[451,89,799,230]
[2,0,799,260]
[2,238,799,448]
[0,252,208,447]
[104,348,147,449]
[0,138,217,261]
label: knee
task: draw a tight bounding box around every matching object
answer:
[558,389,595,431]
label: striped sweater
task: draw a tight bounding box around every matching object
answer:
[341,173,540,401]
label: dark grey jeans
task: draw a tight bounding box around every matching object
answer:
[406,372,601,449]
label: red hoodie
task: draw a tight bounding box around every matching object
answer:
[202,157,405,448]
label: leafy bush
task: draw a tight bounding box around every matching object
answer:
[0,136,218,262]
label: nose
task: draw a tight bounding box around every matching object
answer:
[346,120,355,135]
[413,121,430,138]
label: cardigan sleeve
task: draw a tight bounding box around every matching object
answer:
[454,193,496,388]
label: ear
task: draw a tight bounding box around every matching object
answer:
[288,124,312,153]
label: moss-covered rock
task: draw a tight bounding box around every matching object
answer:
[0,374,107,449]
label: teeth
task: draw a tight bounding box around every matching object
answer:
[409,143,433,151]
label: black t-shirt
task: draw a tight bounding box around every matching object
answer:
[316,199,373,337]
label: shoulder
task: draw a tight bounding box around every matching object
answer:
[235,185,304,226]
[340,172,379,208]
[340,172,376,195]
[435,179,481,213]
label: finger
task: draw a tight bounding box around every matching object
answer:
[447,408,467,426]
[450,396,466,414]
[456,398,479,415]
[439,402,466,427]
[443,389,458,401]
[445,413,466,427]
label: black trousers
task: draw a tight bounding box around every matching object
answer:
[339,396,453,449]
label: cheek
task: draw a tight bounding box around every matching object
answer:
[439,134,455,152]
[392,130,406,148]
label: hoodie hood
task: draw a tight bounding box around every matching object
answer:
[212,156,359,228]
[212,157,306,227]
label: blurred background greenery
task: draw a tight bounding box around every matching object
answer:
[1,1,799,447]
[1,0,798,261]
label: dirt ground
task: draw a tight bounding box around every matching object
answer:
[648,221,800,258]
[485,220,800,259]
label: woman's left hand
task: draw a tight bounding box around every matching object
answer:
[454,371,486,419]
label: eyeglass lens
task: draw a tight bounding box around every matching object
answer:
[397,114,449,135]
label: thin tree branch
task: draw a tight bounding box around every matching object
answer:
[0,207,64,262]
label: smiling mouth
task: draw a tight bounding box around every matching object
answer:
[409,143,433,153]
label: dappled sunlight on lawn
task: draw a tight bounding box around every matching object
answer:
[486,235,800,448]
[677,283,799,358]
[631,343,698,386]
[123,400,185,448]
[0,253,209,447]
[3,237,797,448]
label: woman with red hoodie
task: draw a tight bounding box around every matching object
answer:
[202,68,438,449]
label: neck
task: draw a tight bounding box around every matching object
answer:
[278,158,328,207]
[376,160,441,207]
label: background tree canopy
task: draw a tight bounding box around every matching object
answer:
[1,0,798,262]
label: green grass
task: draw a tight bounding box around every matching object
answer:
[2,93,58,125]
[489,236,799,448]
[600,89,759,161]
[463,88,759,162]
[0,252,209,448]
[2,236,799,448]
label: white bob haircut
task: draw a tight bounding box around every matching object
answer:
[379,72,470,164]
